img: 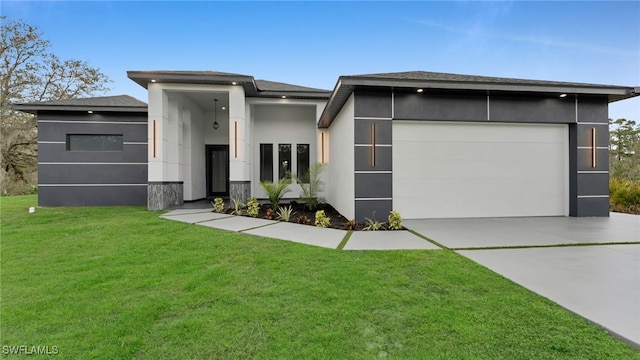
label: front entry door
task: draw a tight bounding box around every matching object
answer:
[206,145,229,197]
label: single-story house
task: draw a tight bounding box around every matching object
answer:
[13,70,639,221]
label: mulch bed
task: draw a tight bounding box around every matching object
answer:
[220,201,398,231]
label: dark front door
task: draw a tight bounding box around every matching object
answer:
[206,145,229,197]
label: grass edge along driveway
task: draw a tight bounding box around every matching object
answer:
[1,195,638,359]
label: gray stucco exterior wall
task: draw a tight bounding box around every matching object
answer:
[352,88,611,220]
[37,111,148,206]
[353,90,393,222]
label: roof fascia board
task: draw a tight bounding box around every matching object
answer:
[340,77,635,96]
[11,104,147,113]
[127,71,258,95]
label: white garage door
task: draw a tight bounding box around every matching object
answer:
[393,121,568,219]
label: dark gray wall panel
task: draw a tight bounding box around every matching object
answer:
[354,173,392,198]
[38,143,147,163]
[354,146,392,171]
[355,200,392,223]
[39,164,147,184]
[490,96,575,123]
[38,122,147,142]
[577,149,609,172]
[577,173,609,196]
[38,111,147,123]
[354,119,392,145]
[394,93,487,121]
[354,90,392,118]
[568,124,578,216]
[577,124,608,148]
[576,197,609,217]
[577,98,608,124]
[38,186,147,206]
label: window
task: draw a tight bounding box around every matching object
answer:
[260,144,273,182]
[67,135,123,151]
[278,144,291,180]
[297,144,310,182]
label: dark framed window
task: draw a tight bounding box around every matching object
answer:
[260,144,273,182]
[278,144,291,180]
[297,144,310,182]
[66,134,123,151]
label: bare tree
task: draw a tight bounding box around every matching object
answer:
[1,16,111,194]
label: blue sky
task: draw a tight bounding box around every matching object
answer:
[3,1,639,120]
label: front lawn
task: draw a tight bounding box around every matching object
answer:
[1,195,637,359]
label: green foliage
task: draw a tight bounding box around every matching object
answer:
[388,210,403,230]
[276,205,296,222]
[363,217,385,231]
[610,178,640,214]
[246,197,260,217]
[314,210,330,228]
[609,118,640,180]
[211,197,225,213]
[260,178,292,209]
[293,162,326,210]
[230,198,245,215]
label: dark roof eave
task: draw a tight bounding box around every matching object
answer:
[255,91,331,100]
[340,76,636,97]
[318,77,639,128]
[127,71,258,96]
[10,104,147,114]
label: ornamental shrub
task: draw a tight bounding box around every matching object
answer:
[314,210,330,228]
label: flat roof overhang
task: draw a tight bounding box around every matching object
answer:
[317,76,639,128]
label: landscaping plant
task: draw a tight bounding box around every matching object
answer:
[363,217,385,231]
[246,197,260,217]
[260,178,292,209]
[388,210,403,230]
[314,210,330,228]
[293,162,326,210]
[212,197,225,213]
[276,205,296,222]
[230,198,245,215]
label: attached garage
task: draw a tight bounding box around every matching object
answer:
[393,121,568,219]
[318,71,638,221]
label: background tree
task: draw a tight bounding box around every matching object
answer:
[609,118,640,180]
[1,16,111,194]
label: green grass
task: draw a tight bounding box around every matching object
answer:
[1,195,638,359]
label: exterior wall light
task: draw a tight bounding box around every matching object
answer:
[212,99,219,130]
[417,89,424,93]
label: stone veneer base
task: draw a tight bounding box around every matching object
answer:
[148,181,184,210]
[230,181,251,203]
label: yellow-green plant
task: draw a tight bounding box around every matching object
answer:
[246,197,260,217]
[211,197,225,213]
[314,210,330,228]
[388,210,403,230]
[230,198,245,215]
[276,205,296,222]
[363,217,385,231]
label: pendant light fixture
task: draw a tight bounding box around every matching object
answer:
[212,98,219,130]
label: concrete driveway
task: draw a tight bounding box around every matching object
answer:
[405,213,640,348]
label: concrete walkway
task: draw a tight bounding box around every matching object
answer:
[159,209,640,348]
[159,208,440,250]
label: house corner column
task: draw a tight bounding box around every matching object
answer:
[228,85,250,202]
[147,83,183,210]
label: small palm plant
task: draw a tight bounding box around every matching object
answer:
[293,163,326,211]
[260,178,292,209]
